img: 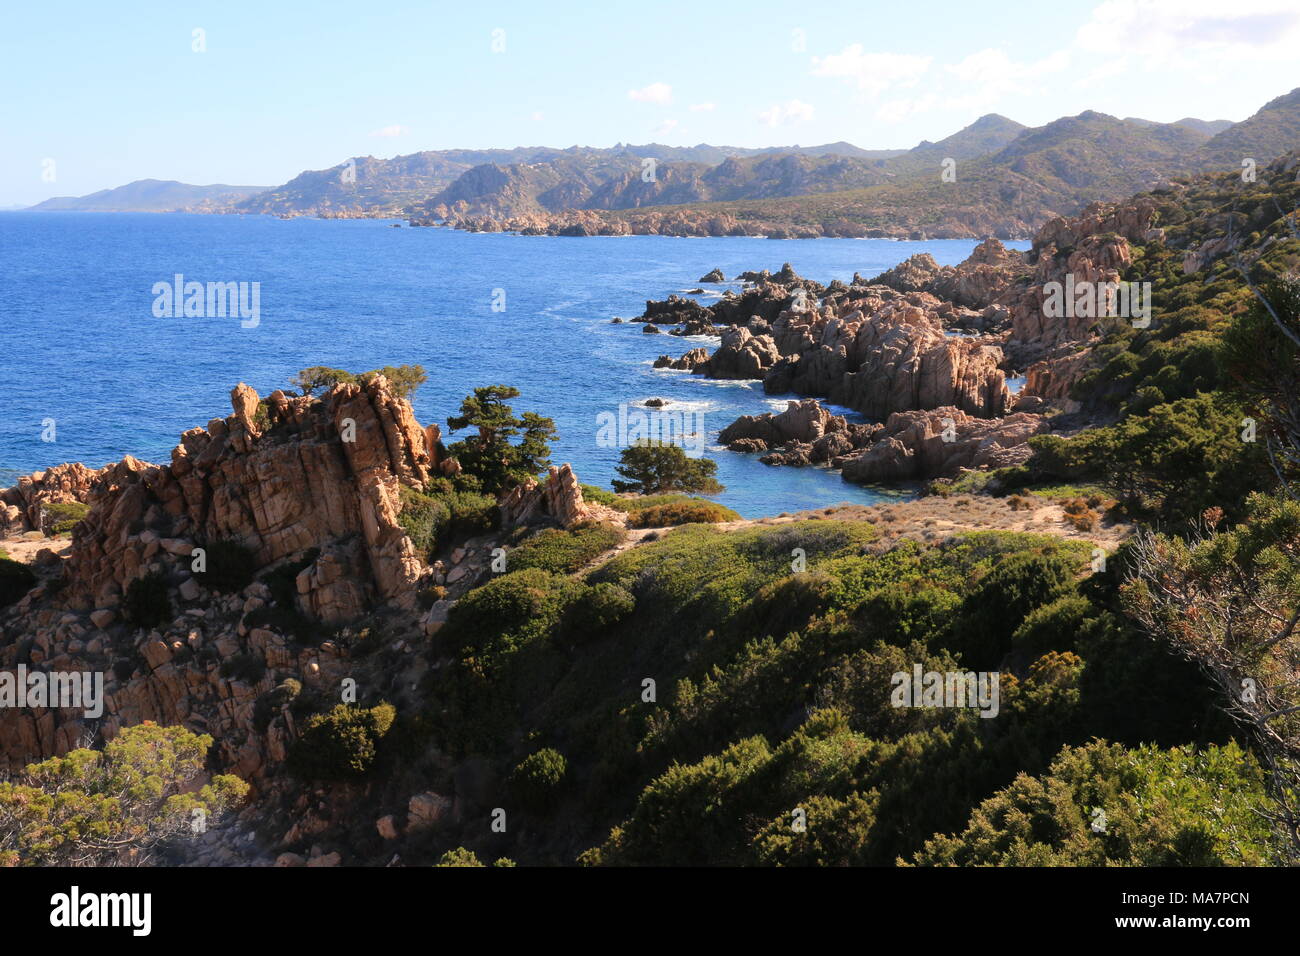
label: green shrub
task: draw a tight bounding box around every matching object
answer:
[580,483,620,506]
[445,490,500,539]
[42,500,89,536]
[751,791,881,866]
[911,740,1275,866]
[954,549,1082,668]
[627,500,740,527]
[434,847,515,867]
[442,568,585,680]
[0,558,37,608]
[559,582,636,643]
[288,702,397,779]
[509,522,624,575]
[198,538,259,593]
[435,847,485,866]
[510,748,568,811]
[398,485,450,558]
[123,572,173,629]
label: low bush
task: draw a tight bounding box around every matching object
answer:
[42,500,89,535]
[123,572,173,629]
[398,485,449,558]
[288,702,397,779]
[0,558,37,608]
[559,582,636,643]
[627,500,740,528]
[510,748,568,811]
[508,522,624,574]
[197,538,259,593]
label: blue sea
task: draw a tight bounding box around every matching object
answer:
[0,213,1028,517]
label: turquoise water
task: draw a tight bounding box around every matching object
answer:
[0,213,1028,517]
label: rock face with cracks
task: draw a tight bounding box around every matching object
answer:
[58,376,444,625]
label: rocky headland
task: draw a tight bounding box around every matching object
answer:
[642,198,1159,484]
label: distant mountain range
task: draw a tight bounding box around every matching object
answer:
[27,179,267,212]
[21,86,1300,237]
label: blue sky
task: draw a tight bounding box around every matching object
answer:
[3,0,1298,206]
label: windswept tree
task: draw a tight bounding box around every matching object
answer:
[291,363,427,400]
[612,441,723,495]
[446,385,556,494]
[0,722,249,866]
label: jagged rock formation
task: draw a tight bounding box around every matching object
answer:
[720,400,878,468]
[60,377,440,624]
[759,290,1012,419]
[872,238,1022,310]
[1005,199,1157,364]
[0,378,604,790]
[839,407,1047,483]
[500,464,607,527]
[1,459,145,536]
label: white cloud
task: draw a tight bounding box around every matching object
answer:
[689,102,716,112]
[810,46,932,98]
[655,118,680,135]
[531,111,545,122]
[758,99,815,127]
[628,82,673,105]
[369,124,409,138]
[1076,0,1300,63]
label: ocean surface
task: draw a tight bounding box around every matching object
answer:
[0,213,1028,517]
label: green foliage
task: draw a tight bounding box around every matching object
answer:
[435,847,516,867]
[442,568,585,683]
[954,548,1082,668]
[197,538,258,594]
[627,499,740,527]
[288,703,397,780]
[1029,393,1268,523]
[0,556,37,608]
[398,485,450,558]
[42,500,89,536]
[612,441,723,495]
[752,791,881,866]
[435,846,484,866]
[0,722,248,866]
[291,363,427,399]
[911,740,1275,866]
[559,582,635,644]
[123,572,173,629]
[447,386,557,494]
[364,364,427,399]
[580,483,620,506]
[508,522,624,575]
[510,748,568,811]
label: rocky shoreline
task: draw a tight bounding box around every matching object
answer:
[630,198,1159,485]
